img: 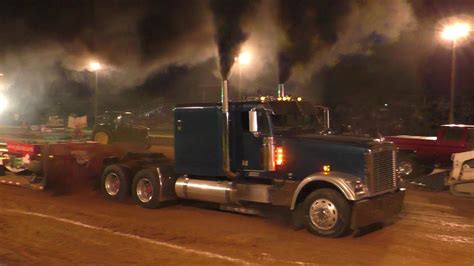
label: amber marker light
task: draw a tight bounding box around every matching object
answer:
[275,147,284,166]
[323,165,331,173]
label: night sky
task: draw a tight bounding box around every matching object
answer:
[0,0,473,133]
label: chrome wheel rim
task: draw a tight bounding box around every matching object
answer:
[137,178,153,203]
[399,161,413,176]
[309,198,338,231]
[105,173,120,196]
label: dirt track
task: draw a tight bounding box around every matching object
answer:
[0,142,473,265]
[0,182,473,265]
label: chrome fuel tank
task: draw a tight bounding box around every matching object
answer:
[175,177,271,204]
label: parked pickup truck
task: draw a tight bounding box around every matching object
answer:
[385,124,474,179]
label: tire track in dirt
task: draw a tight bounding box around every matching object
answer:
[0,208,315,265]
[1,208,251,265]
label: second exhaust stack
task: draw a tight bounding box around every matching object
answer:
[278,83,285,98]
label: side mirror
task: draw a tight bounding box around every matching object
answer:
[249,110,258,133]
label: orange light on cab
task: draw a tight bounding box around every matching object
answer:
[275,147,284,166]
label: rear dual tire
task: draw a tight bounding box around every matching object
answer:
[101,165,163,208]
[100,164,130,201]
[132,168,163,209]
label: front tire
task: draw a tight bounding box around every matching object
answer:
[301,188,351,238]
[100,164,130,201]
[132,168,163,209]
[93,130,111,144]
[398,154,420,180]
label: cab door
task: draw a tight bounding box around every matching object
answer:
[467,129,474,150]
[239,109,271,172]
[436,127,468,163]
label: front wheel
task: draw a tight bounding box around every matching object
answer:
[398,154,420,180]
[301,188,351,237]
[93,130,111,144]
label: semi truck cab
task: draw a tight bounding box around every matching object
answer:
[101,98,405,238]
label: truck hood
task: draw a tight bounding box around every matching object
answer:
[292,134,378,148]
[276,134,377,180]
[385,135,437,141]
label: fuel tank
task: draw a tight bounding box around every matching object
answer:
[175,177,271,204]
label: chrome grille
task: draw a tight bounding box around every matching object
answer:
[366,145,397,195]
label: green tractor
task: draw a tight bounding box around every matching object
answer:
[92,111,151,148]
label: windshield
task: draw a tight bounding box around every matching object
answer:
[267,101,324,133]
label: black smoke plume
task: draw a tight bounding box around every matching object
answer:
[209,0,255,80]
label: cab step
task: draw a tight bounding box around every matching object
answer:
[219,204,263,216]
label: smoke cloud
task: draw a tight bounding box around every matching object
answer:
[276,0,416,83]
[209,0,256,80]
[0,0,215,91]
[0,0,416,117]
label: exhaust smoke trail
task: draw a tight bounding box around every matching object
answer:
[276,0,416,83]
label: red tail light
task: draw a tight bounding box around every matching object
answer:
[275,147,284,166]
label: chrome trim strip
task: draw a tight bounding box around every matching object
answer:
[263,137,275,171]
[184,177,190,199]
[156,167,163,202]
[225,182,232,203]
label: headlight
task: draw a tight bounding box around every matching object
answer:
[353,180,368,195]
[345,179,369,198]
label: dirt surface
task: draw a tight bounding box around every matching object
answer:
[0,182,473,265]
[0,143,473,265]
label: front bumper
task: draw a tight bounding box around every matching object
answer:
[351,189,405,229]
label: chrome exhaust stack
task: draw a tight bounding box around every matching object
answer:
[277,83,285,97]
[221,80,238,179]
[315,105,331,131]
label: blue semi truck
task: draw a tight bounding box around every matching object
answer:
[100,89,405,238]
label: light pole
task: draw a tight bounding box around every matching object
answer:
[89,61,102,120]
[441,22,471,123]
[0,74,5,121]
[235,51,251,100]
